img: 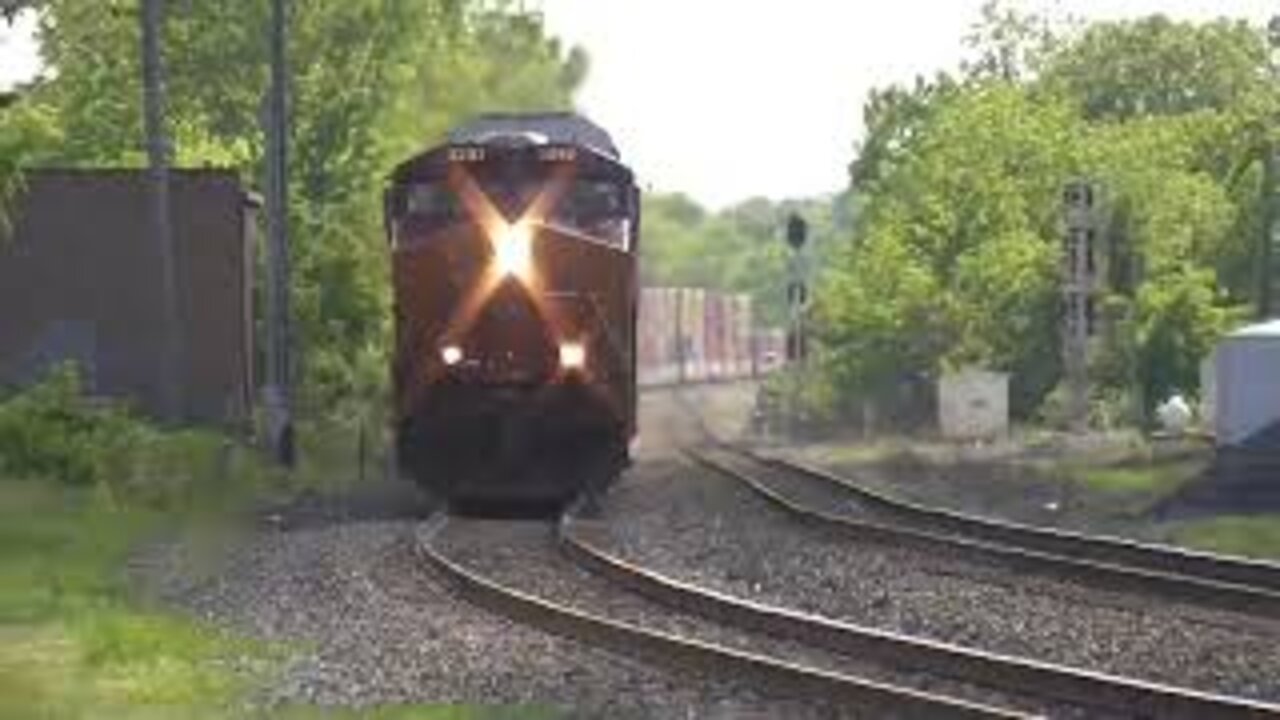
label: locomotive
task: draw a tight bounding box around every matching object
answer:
[384,114,639,513]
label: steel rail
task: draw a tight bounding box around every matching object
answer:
[691,448,1280,622]
[416,514,1028,720]
[560,511,1280,720]
[745,447,1280,595]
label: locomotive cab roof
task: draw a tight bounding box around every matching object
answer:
[449,112,620,158]
[389,112,632,186]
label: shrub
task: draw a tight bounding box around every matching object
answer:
[755,364,843,439]
[0,365,266,510]
[0,364,144,486]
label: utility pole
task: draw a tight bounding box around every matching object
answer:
[1264,16,1280,319]
[1062,180,1099,433]
[140,0,183,422]
[784,212,809,438]
[264,0,295,466]
[1263,146,1276,319]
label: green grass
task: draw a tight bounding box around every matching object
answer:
[0,478,261,720]
[1061,460,1204,518]
[1072,461,1202,496]
[0,477,562,720]
[1173,516,1280,561]
[0,373,560,718]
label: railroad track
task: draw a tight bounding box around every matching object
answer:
[691,445,1280,622]
[419,509,1280,718]
[417,512,1033,719]
[762,448,1280,592]
[561,512,1280,720]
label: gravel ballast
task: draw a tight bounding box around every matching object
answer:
[594,459,1280,704]
[432,518,1081,718]
[129,489,828,718]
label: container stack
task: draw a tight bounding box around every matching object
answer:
[637,286,782,387]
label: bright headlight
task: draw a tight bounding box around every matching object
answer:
[559,341,586,370]
[493,222,532,278]
[440,345,463,366]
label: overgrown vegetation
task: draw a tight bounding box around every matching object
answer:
[0,368,557,718]
[0,367,271,719]
[818,8,1270,426]
[1174,516,1280,560]
[0,365,271,505]
[0,482,263,719]
[0,472,556,720]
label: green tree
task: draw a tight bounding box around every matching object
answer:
[961,0,1058,82]
[1039,16,1272,120]
[822,12,1270,427]
[827,84,1078,415]
[849,74,957,192]
[0,97,61,237]
[640,192,837,326]
[17,0,585,414]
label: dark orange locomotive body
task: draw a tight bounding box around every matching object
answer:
[385,114,638,512]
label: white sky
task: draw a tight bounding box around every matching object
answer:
[0,10,39,89]
[537,0,1279,207]
[3,1,1278,207]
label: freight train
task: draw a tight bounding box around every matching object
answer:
[636,287,785,386]
[385,113,639,513]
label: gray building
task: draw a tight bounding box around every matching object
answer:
[1213,320,1280,449]
[0,169,259,426]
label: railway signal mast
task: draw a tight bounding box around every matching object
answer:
[780,212,809,439]
[1062,180,1100,433]
[785,212,809,364]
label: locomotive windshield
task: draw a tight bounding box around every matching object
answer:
[548,178,631,249]
[395,165,632,249]
[404,184,463,228]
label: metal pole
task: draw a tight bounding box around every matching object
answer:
[784,213,809,439]
[786,253,798,439]
[140,0,183,422]
[1265,17,1280,319]
[264,0,294,465]
[1263,143,1277,319]
[1063,181,1096,433]
[1066,291,1089,432]
[675,288,686,384]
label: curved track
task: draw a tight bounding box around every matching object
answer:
[691,445,1280,622]
[561,510,1280,720]
[416,513,1028,719]
[763,450,1280,591]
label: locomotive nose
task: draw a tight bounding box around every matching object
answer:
[459,279,557,382]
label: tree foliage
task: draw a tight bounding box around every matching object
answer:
[640,192,841,326]
[823,11,1272,425]
[0,97,60,237]
[1038,17,1272,121]
[5,0,584,415]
